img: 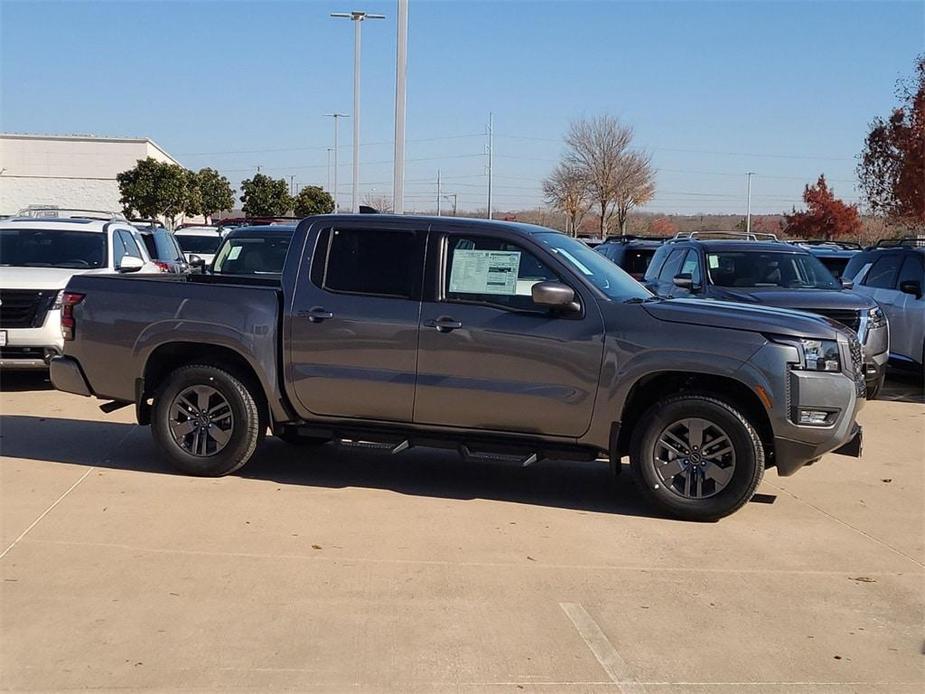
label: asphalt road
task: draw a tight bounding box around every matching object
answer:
[1,371,923,693]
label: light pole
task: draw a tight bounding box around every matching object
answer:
[324,113,349,213]
[332,10,385,213]
[393,0,409,214]
[745,171,754,234]
[326,147,333,193]
[436,169,441,216]
[486,112,494,219]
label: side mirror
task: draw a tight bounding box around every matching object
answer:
[673,273,697,290]
[840,278,854,289]
[188,255,206,272]
[532,281,580,313]
[899,279,922,299]
[117,256,145,273]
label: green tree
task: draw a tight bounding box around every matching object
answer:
[117,157,194,229]
[293,185,335,217]
[194,168,235,223]
[240,173,293,217]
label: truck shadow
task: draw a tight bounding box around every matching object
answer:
[0,414,660,519]
[880,369,924,404]
[0,372,54,392]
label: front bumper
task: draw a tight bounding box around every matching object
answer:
[0,310,64,370]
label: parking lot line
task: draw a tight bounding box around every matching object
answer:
[560,602,647,693]
[0,466,95,560]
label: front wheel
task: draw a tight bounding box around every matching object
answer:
[865,372,885,400]
[151,364,262,476]
[630,394,764,521]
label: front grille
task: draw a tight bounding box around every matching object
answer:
[848,336,865,397]
[812,308,861,333]
[0,289,54,329]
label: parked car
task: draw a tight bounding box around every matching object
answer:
[137,227,189,274]
[51,215,865,521]
[174,226,225,267]
[595,235,666,280]
[209,224,296,276]
[644,232,889,398]
[842,237,925,372]
[790,240,861,279]
[0,213,163,369]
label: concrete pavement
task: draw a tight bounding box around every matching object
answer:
[1,371,923,692]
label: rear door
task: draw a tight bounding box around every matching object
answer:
[412,229,605,437]
[890,253,925,362]
[287,220,427,422]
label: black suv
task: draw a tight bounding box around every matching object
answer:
[644,232,890,398]
[595,235,666,280]
[789,240,861,279]
[842,238,924,372]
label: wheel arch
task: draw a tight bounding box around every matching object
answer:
[615,371,775,467]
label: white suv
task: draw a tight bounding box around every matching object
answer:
[0,214,163,369]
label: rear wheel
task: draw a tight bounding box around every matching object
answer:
[152,364,261,476]
[630,394,764,521]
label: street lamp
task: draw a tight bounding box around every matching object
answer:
[324,113,349,213]
[331,10,385,213]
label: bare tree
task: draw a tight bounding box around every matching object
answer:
[613,151,655,235]
[362,192,393,213]
[542,162,590,235]
[563,115,654,236]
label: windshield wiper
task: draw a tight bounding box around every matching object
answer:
[623,296,660,304]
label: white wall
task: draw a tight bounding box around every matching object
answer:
[0,135,180,216]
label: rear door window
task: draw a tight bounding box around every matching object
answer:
[863,254,902,289]
[896,254,924,288]
[320,227,425,298]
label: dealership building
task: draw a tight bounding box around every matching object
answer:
[0,133,181,216]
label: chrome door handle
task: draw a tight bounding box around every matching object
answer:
[425,316,463,333]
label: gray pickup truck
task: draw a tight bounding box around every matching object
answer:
[51,215,865,521]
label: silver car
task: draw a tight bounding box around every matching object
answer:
[843,239,925,372]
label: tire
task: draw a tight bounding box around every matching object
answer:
[151,364,261,476]
[629,394,764,522]
[865,373,885,400]
[276,428,330,446]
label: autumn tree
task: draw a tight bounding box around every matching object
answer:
[294,186,335,216]
[542,162,590,236]
[562,115,654,236]
[783,175,862,241]
[647,216,678,236]
[858,54,924,228]
[194,168,234,223]
[240,173,293,217]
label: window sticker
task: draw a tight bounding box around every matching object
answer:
[708,254,719,269]
[228,245,243,260]
[449,249,521,295]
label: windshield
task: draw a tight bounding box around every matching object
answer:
[534,232,652,301]
[176,234,222,254]
[212,235,291,274]
[707,251,840,289]
[0,228,107,269]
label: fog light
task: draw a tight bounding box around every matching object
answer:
[798,409,832,425]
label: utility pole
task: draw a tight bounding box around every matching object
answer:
[324,113,349,213]
[436,169,441,216]
[746,171,754,233]
[332,10,385,213]
[486,112,494,220]
[289,175,295,196]
[326,147,333,193]
[393,0,409,214]
[442,193,458,216]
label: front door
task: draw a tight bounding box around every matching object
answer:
[413,231,605,438]
[287,222,427,422]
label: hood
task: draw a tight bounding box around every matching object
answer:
[708,286,875,311]
[642,298,843,339]
[0,266,107,290]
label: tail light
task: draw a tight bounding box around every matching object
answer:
[153,261,171,272]
[60,292,85,341]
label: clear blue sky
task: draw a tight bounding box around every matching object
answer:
[2,0,922,215]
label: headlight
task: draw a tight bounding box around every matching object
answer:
[51,290,65,310]
[867,307,886,329]
[798,338,841,372]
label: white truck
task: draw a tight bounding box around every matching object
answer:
[0,211,163,369]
